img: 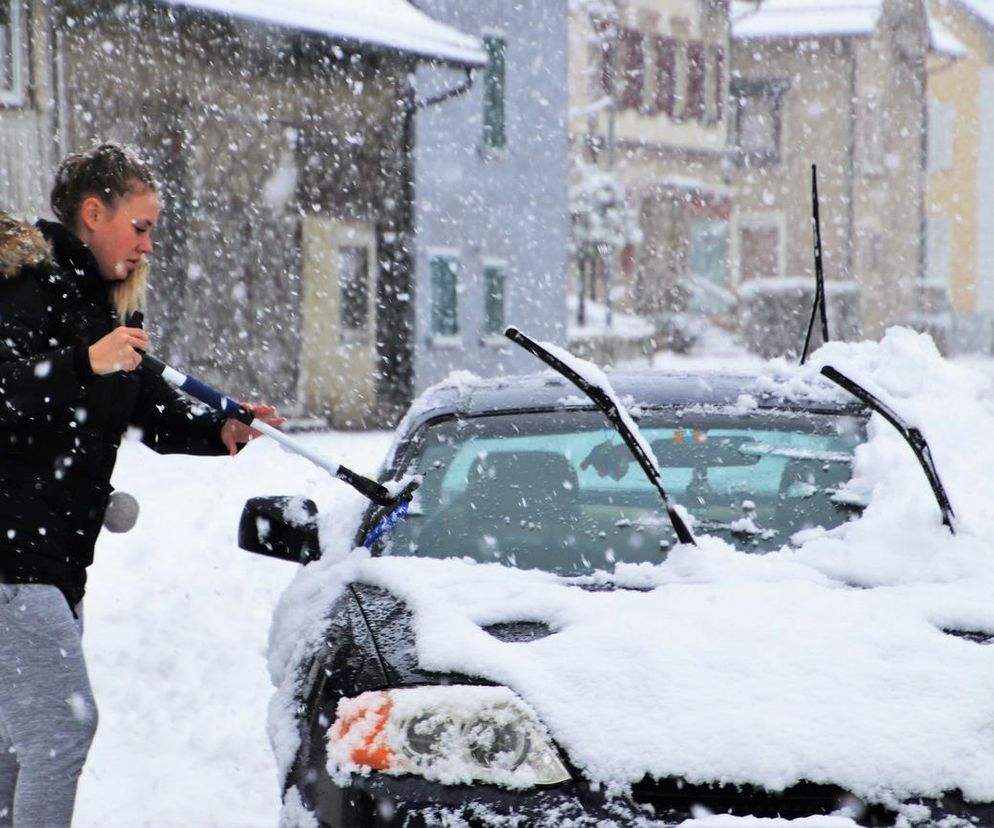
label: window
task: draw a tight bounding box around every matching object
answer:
[378,409,863,567]
[856,227,883,275]
[0,0,23,104]
[733,79,788,164]
[483,265,506,336]
[927,101,954,173]
[688,217,730,313]
[430,255,459,337]
[337,246,369,333]
[482,35,506,150]
[684,41,706,121]
[620,28,645,111]
[739,225,781,281]
[653,35,676,116]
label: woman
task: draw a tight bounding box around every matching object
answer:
[0,143,282,827]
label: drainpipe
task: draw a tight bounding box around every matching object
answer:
[918,36,928,317]
[846,37,856,284]
[605,8,619,330]
[380,63,476,422]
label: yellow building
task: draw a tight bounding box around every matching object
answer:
[926,0,994,348]
[567,0,733,350]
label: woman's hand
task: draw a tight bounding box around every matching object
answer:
[88,327,149,374]
[220,403,287,456]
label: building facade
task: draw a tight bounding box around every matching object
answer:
[730,0,935,353]
[568,0,733,352]
[926,0,994,350]
[408,0,570,393]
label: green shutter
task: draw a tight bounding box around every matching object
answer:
[483,36,506,149]
[431,256,459,336]
[483,266,506,335]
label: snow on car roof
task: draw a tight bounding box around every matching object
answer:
[157,0,486,66]
[269,327,994,805]
[402,364,861,424]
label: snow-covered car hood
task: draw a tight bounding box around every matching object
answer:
[334,545,994,804]
[268,327,994,807]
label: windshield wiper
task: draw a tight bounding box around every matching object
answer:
[820,365,955,533]
[505,327,696,546]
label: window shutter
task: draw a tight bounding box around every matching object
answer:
[595,18,614,98]
[927,101,954,173]
[483,266,506,336]
[620,28,644,111]
[431,256,459,336]
[654,35,676,116]
[483,36,507,149]
[685,41,706,121]
[713,46,725,121]
[739,226,780,281]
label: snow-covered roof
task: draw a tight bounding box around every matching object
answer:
[929,10,969,57]
[158,0,486,66]
[954,0,994,31]
[732,0,966,56]
[731,0,882,40]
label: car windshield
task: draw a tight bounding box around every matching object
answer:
[377,407,865,575]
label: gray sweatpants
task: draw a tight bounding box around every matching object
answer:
[0,584,98,828]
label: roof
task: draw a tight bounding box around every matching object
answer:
[929,10,970,56]
[954,0,994,29]
[731,0,882,40]
[732,0,965,56]
[158,0,487,66]
[405,368,865,430]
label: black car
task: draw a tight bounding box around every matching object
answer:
[240,345,985,827]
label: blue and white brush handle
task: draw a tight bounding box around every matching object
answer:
[140,353,400,507]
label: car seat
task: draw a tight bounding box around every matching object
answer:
[464,450,581,571]
[775,457,854,534]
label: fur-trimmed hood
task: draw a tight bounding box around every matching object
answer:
[0,211,51,278]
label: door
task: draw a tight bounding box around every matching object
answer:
[299,217,378,427]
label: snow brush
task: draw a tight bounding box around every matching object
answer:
[137,351,417,510]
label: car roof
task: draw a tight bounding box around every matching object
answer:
[403,367,867,431]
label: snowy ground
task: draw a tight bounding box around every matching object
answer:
[76,429,393,828]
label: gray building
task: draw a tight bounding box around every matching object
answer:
[409,0,570,394]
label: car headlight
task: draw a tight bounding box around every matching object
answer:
[326,685,572,789]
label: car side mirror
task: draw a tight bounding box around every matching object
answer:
[238,496,320,564]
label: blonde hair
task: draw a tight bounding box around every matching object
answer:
[110,255,148,323]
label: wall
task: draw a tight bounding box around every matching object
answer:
[55,0,410,419]
[410,0,569,393]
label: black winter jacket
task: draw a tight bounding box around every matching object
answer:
[0,216,227,606]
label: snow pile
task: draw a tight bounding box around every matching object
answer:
[75,430,391,828]
[567,294,655,340]
[267,328,994,812]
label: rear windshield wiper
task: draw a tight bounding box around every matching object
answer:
[505,327,696,546]
[820,365,955,533]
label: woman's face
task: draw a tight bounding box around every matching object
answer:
[80,185,160,282]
